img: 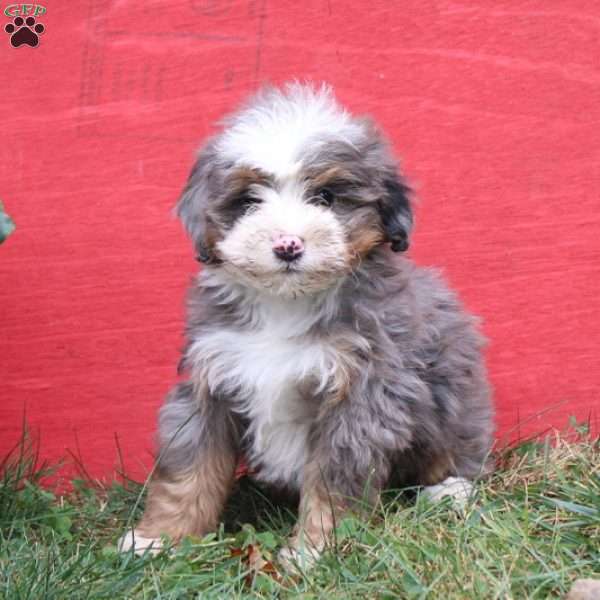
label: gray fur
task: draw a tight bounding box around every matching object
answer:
[301,129,414,251]
[156,382,240,475]
[159,254,493,498]
[308,255,493,501]
[152,83,493,530]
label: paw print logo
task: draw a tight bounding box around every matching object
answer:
[4,16,45,48]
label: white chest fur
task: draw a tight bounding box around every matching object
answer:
[189,295,337,489]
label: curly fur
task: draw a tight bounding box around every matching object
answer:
[120,83,493,561]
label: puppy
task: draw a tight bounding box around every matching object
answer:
[119,83,494,563]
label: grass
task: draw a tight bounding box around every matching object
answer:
[0,425,598,599]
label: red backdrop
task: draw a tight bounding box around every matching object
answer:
[2,1,599,482]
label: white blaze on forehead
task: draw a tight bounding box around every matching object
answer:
[256,179,315,232]
[217,83,365,178]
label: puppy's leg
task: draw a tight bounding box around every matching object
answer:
[119,383,238,554]
[280,391,406,568]
[279,462,345,569]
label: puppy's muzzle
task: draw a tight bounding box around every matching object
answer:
[272,234,304,263]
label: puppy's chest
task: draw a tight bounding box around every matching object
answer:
[200,320,329,488]
[229,327,322,401]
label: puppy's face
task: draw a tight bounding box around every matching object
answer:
[177,85,412,297]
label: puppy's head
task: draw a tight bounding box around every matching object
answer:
[177,83,412,297]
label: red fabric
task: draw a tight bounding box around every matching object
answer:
[2,1,599,481]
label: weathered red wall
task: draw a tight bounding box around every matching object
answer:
[1,1,599,481]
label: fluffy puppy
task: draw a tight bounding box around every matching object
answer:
[119,83,494,563]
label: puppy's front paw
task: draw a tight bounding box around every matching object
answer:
[117,529,163,556]
[278,541,322,571]
[423,476,474,507]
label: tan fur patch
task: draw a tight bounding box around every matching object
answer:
[225,166,271,195]
[309,166,361,190]
[349,227,384,260]
[136,446,236,542]
[421,453,454,486]
[345,208,385,262]
[203,215,224,260]
[289,463,345,553]
[317,331,369,413]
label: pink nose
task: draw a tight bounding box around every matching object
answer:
[272,234,304,262]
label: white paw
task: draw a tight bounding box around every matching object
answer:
[117,529,163,556]
[278,543,322,571]
[423,476,474,506]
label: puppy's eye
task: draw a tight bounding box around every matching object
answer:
[315,188,335,207]
[239,195,262,212]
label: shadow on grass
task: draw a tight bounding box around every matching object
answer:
[222,477,298,534]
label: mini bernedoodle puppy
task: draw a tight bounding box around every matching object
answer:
[120,83,494,565]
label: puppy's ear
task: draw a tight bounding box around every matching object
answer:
[378,173,413,252]
[176,144,221,264]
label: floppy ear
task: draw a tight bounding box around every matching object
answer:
[378,173,413,252]
[175,144,221,264]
